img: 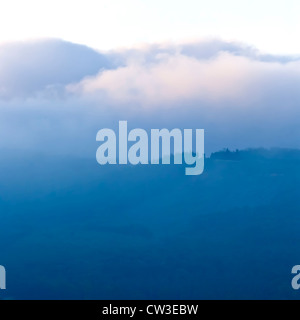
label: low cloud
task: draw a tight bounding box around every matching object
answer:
[0,39,115,99]
[0,38,299,155]
[69,43,300,107]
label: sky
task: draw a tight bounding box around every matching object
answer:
[0,0,299,54]
[0,1,299,156]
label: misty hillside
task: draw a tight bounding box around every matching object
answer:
[0,148,299,299]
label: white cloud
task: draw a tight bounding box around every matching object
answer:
[68,49,300,109]
[0,38,299,155]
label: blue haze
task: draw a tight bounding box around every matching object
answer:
[0,148,299,299]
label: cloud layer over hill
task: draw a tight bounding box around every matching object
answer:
[0,38,299,155]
